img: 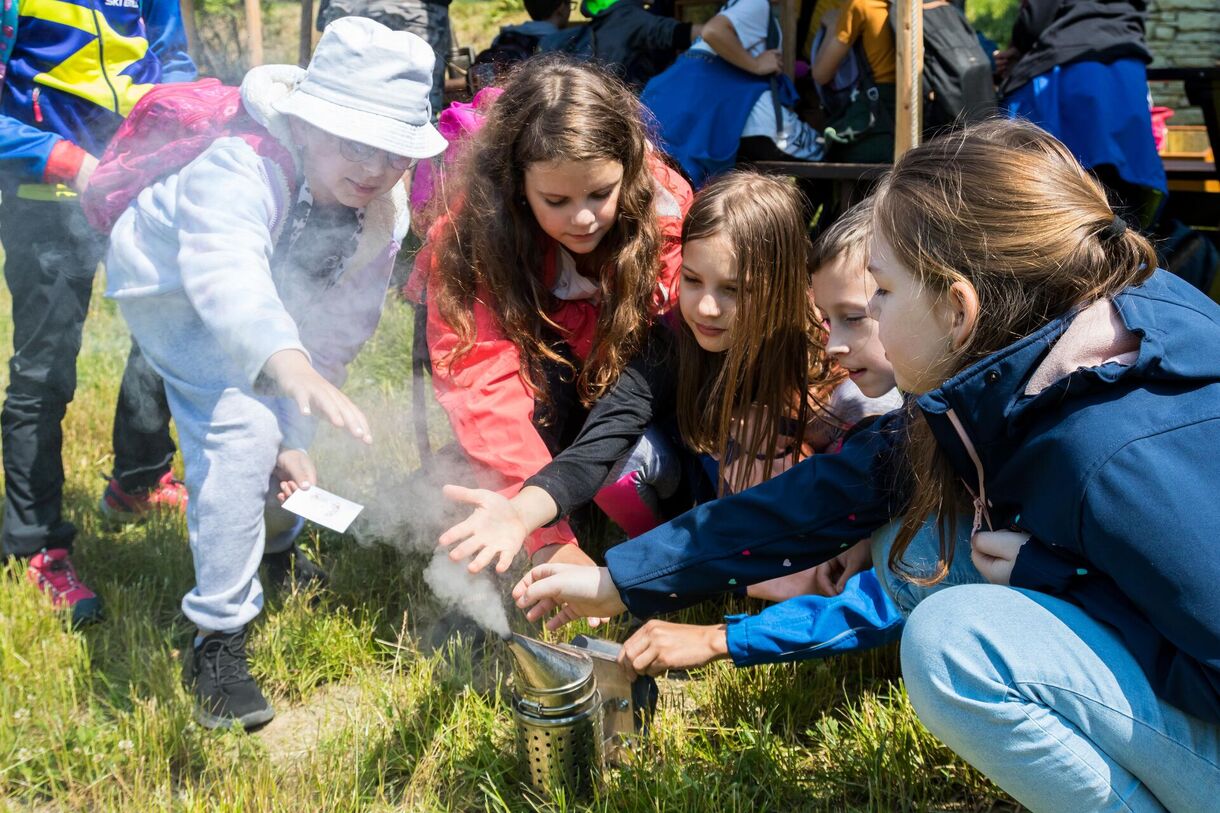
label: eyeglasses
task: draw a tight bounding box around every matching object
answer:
[336,136,418,171]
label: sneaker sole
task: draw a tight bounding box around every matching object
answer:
[194,704,275,731]
[98,493,147,525]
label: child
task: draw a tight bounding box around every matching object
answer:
[101,19,447,729]
[642,0,824,186]
[618,200,910,675]
[514,118,1220,809]
[568,0,702,90]
[426,56,692,568]
[809,0,897,163]
[473,0,571,77]
[0,0,195,625]
[438,175,891,582]
[995,0,1165,224]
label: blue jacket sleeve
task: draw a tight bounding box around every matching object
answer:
[142,0,197,82]
[605,411,904,618]
[724,569,904,666]
[0,117,64,181]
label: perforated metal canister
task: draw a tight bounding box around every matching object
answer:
[506,633,604,795]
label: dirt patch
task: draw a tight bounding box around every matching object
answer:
[256,683,364,766]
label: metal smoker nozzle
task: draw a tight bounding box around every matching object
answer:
[505,632,594,693]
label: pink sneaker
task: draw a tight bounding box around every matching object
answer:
[26,548,103,626]
[100,470,188,522]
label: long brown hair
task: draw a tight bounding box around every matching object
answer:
[873,119,1158,583]
[432,56,661,404]
[675,172,839,494]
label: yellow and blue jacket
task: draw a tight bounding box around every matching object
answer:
[0,0,194,190]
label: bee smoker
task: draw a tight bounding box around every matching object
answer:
[504,633,656,796]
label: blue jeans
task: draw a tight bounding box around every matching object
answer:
[901,584,1220,810]
[869,517,985,616]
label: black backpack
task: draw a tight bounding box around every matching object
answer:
[473,29,544,71]
[916,1,997,132]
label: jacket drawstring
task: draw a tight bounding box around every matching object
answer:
[945,408,992,535]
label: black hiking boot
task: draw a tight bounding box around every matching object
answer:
[263,543,329,594]
[188,628,274,730]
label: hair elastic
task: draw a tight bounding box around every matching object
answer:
[1102,214,1128,241]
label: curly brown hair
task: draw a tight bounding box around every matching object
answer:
[431,56,663,405]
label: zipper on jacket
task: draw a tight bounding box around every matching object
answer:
[31,86,42,122]
[89,0,121,114]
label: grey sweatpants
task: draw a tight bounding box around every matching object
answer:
[120,294,304,632]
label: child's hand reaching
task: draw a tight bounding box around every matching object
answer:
[274,448,316,502]
[810,537,873,595]
[619,620,729,678]
[263,349,372,444]
[439,484,529,574]
[512,564,626,631]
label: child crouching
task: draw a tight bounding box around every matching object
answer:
[100,18,446,729]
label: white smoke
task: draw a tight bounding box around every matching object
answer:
[309,393,515,638]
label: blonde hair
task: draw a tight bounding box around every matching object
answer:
[675,171,840,494]
[810,199,873,273]
[873,118,1157,583]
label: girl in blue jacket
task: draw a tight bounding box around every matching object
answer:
[513,118,1220,811]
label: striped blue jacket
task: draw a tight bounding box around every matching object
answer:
[0,0,194,187]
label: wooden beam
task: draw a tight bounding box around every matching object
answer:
[244,0,264,68]
[180,0,198,61]
[299,0,315,67]
[893,0,922,159]
[781,0,796,78]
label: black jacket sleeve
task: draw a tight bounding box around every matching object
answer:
[524,326,678,521]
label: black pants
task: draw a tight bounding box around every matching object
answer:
[0,193,175,557]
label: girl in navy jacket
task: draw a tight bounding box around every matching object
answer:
[513,118,1220,810]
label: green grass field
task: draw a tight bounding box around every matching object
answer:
[0,256,1022,811]
[0,0,1026,807]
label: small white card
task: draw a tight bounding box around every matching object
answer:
[281,486,364,534]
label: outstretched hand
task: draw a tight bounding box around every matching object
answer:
[512,563,626,631]
[263,349,372,444]
[438,484,528,574]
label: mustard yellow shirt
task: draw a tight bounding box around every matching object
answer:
[835,0,897,84]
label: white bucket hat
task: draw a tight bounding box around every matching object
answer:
[273,16,448,159]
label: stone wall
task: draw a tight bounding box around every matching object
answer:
[1145,0,1220,127]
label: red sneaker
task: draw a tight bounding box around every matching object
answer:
[100,470,188,522]
[26,548,103,626]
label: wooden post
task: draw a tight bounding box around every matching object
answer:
[893,0,923,159]
[244,0,264,68]
[299,0,314,67]
[180,0,198,61]
[781,0,796,78]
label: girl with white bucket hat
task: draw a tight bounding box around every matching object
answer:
[100,16,447,730]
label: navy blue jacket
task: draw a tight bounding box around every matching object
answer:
[607,270,1220,723]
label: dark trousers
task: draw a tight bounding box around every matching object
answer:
[0,193,175,557]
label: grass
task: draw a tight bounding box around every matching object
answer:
[0,251,1022,811]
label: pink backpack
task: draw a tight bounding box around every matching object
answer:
[82,78,297,233]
